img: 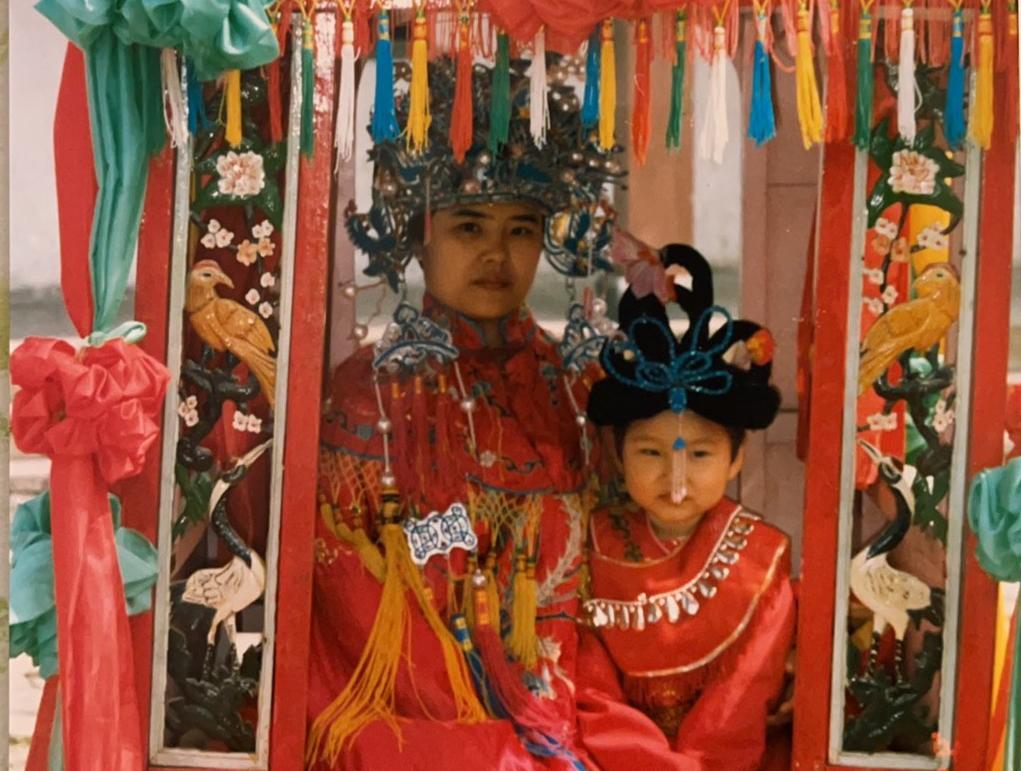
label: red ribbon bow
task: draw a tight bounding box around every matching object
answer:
[11,336,169,771]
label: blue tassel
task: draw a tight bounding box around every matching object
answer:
[450,615,507,719]
[748,35,776,146]
[944,9,966,148]
[581,27,600,128]
[185,59,209,134]
[371,9,400,142]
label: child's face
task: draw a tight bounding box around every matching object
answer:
[621,409,745,536]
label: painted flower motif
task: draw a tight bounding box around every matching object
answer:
[863,297,884,316]
[252,220,274,239]
[245,288,261,305]
[881,285,899,305]
[931,399,956,433]
[916,225,948,251]
[232,411,249,432]
[245,414,263,433]
[875,217,898,240]
[863,267,885,286]
[184,395,198,409]
[237,239,259,266]
[216,150,266,198]
[890,237,910,263]
[177,397,200,427]
[888,149,939,195]
[479,450,497,468]
[257,237,275,258]
[866,412,898,431]
[258,301,274,319]
[200,219,234,250]
[871,235,892,256]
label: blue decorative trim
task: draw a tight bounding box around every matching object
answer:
[372,302,459,373]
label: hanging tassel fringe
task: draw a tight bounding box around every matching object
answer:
[300,19,315,157]
[306,489,486,766]
[599,19,616,150]
[160,49,189,147]
[825,0,850,142]
[451,614,504,718]
[699,25,729,163]
[854,7,874,148]
[225,69,243,148]
[944,8,966,148]
[407,6,431,153]
[489,32,512,151]
[794,6,824,148]
[450,7,474,162]
[969,9,995,149]
[631,19,652,164]
[334,14,357,164]
[530,29,549,148]
[896,5,916,142]
[666,11,687,149]
[507,554,538,669]
[749,13,777,146]
[372,9,400,142]
[582,26,601,128]
[470,572,564,734]
[186,61,209,135]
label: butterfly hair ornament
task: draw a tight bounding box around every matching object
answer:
[588,233,782,503]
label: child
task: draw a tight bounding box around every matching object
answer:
[575,241,795,771]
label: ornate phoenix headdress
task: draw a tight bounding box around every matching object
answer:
[345,55,624,289]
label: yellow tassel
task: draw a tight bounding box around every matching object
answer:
[225,69,242,148]
[969,10,994,149]
[306,489,485,766]
[407,6,431,152]
[599,18,616,150]
[320,501,385,581]
[794,7,824,148]
[484,553,501,634]
[507,554,538,669]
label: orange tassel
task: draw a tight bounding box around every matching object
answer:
[825,0,849,141]
[1006,10,1019,144]
[449,4,474,163]
[631,18,652,165]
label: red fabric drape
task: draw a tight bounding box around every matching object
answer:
[54,44,97,338]
[11,338,169,771]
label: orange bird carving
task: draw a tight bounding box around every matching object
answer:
[858,263,960,396]
[186,260,277,406]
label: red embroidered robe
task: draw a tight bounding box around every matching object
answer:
[576,498,795,771]
[309,299,593,770]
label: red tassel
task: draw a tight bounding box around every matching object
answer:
[449,7,474,163]
[411,375,430,491]
[471,575,566,737]
[825,2,849,142]
[267,2,293,143]
[631,18,652,166]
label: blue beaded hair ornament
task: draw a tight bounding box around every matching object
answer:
[588,239,781,503]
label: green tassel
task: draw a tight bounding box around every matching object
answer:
[301,20,315,157]
[666,13,686,149]
[488,32,511,153]
[853,11,874,149]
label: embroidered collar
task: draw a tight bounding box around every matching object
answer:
[422,294,539,352]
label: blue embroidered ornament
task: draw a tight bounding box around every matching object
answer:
[558,302,610,373]
[372,302,459,373]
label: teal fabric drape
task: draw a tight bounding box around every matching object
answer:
[35,0,279,333]
[967,457,1021,771]
[10,491,159,678]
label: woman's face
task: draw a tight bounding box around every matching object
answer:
[419,202,544,322]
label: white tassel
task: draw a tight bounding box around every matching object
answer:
[699,26,729,164]
[896,6,916,141]
[529,28,549,147]
[160,48,188,147]
[334,17,357,165]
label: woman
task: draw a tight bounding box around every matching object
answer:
[307,57,618,769]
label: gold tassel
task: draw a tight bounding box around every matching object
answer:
[507,554,538,669]
[320,501,385,581]
[969,9,995,149]
[306,488,485,766]
[407,4,431,152]
[484,553,501,634]
[225,69,242,148]
[599,18,616,150]
[794,6,824,148]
